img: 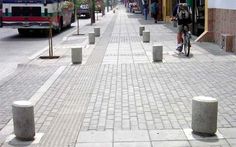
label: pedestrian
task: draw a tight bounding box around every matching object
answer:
[151,0,159,23]
[143,1,148,20]
[129,2,133,13]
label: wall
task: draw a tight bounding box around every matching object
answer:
[208,0,236,10]
[198,0,236,52]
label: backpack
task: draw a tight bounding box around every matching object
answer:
[177,3,190,20]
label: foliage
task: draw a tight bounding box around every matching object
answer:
[62,1,74,10]
[75,0,88,9]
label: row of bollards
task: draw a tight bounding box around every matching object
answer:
[10,27,102,142]
[11,96,218,141]
[139,26,162,62]
[9,25,218,143]
[71,27,101,64]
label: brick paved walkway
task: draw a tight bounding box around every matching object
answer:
[1,4,236,147]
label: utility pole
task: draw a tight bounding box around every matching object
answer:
[76,8,80,34]
[106,0,109,12]
[110,0,112,10]
[90,0,95,24]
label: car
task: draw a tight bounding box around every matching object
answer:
[77,4,90,18]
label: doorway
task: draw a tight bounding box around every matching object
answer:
[192,0,205,36]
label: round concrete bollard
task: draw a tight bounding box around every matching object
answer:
[88,32,95,44]
[12,100,35,141]
[71,47,82,64]
[192,96,218,135]
[153,45,163,62]
[139,26,145,36]
[143,31,150,43]
[94,27,100,37]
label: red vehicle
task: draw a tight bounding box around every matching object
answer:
[2,0,75,34]
[0,2,2,27]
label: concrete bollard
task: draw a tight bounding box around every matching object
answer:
[153,45,163,62]
[143,31,150,43]
[88,32,95,44]
[12,100,35,141]
[94,27,100,37]
[139,26,145,36]
[192,96,218,135]
[71,47,82,64]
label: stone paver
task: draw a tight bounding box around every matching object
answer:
[152,141,191,147]
[1,4,236,147]
[0,65,58,132]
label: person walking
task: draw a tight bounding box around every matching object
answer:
[151,0,158,23]
[143,1,148,20]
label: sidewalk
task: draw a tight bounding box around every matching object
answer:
[1,4,236,147]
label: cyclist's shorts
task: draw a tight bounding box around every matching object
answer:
[177,24,190,33]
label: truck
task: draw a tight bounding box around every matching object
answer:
[2,0,75,34]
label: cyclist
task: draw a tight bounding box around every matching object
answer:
[172,0,192,53]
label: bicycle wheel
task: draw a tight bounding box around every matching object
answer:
[183,36,190,57]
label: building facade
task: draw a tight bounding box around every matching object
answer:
[197,0,236,52]
[161,0,235,52]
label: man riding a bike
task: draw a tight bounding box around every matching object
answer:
[173,0,192,53]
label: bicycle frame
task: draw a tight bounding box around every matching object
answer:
[181,24,191,56]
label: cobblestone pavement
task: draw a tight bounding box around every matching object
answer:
[1,4,236,147]
[0,65,58,131]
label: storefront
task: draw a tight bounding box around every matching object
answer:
[148,0,163,21]
[191,0,205,36]
[197,0,236,52]
[162,0,205,36]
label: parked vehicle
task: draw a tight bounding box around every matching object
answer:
[2,0,75,34]
[78,4,90,18]
[0,1,2,27]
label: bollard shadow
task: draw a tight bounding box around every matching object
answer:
[4,133,44,147]
[5,135,34,146]
[171,51,194,59]
[184,129,224,142]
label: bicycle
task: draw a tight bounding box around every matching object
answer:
[171,18,192,57]
[181,24,191,57]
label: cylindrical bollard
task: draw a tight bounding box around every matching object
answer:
[94,27,100,37]
[143,31,150,43]
[88,32,95,44]
[139,26,145,36]
[71,47,82,64]
[153,45,163,62]
[192,96,218,135]
[12,100,35,141]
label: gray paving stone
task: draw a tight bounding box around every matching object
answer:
[76,143,112,147]
[218,128,236,139]
[114,130,150,142]
[189,139,230,147]
[152,141,191,147]
[227,139,236,146]
[78,131,113,143]
[149,129,187,141]
[114,142,151,147]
